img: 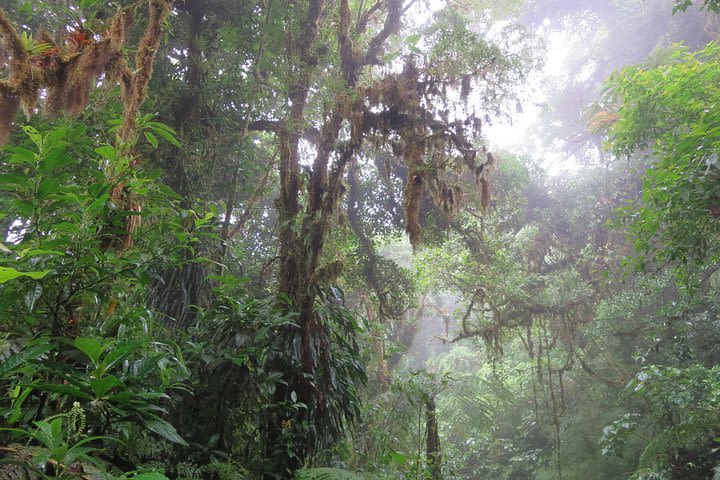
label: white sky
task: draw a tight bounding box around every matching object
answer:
[484,22,582,176]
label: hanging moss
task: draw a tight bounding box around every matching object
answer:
[0,8,129,143]
[359,58,498,250]
[0,10,28,78]
[0,83,19,144]
[44,39,121,117]
[403,135,425,249]
[0,9,34,129]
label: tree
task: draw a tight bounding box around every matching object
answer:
[606,43,720,269]
[247,0,537,475]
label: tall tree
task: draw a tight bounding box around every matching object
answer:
[247,0,537,474]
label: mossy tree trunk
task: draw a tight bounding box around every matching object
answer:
[425,397,442,480]
[266,0,402,475]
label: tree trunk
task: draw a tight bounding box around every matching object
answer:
[264,0,404,475]
[425,397,442,480]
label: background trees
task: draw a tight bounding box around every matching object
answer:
[3,0,720,479]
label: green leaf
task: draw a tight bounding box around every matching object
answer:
[64,445,100,464]
[0,267,51,284]
[86,193,109,215]
[144,131,159,148]
[49,417,62,439]
[6,146,37,165]
[36,382,93,400]
[22,126,42,147]
[18,249,64,259]
[40,146,72,172]
[74,338,108,365]
[24,283,43,312]
[406,33,421,45]
[100,341,141,374]
[13,199,34,217]
[145,418,188,446]
[146,122,177,135]
[107,391,136,403]
[32,420,55,448]
[148,124,181,147]
[95,145,117,161]
[0,173,32,192]
[90,375,124,397]
[0,342,53,378]
[37,179,62,199]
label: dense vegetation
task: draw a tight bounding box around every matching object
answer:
[2,0,720,479]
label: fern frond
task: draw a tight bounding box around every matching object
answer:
[295,467,384,480]
[637,427,676,470]
[203,462,248,480]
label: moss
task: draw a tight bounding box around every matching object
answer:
[0,83,19,145]
[0,8,130,142]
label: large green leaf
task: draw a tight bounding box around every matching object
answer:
[35,382,93,400]
[90,375,124,398]
[0,342,53,378]
[0,267,50,284]
[145,418,188,446]
[74,338,108,365]
[40,146,73,172]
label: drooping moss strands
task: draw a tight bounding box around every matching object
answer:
[0,9,29,85]
[107,0,173,251]
[44,39,122,118]
[403,132,426,249]
[0,7,132,143]
[0,85,19,145]
[0,9,33,142]
[119,0,171,142]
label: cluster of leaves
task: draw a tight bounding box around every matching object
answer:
[602,365,720,479]
[674,0,720,13]
[0,122,189,477]
[607,43,720,268]
[326,369,449,479]
[0,118,370,479]
[432,350,550,480]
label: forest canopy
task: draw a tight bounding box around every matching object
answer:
[2,0,720,479]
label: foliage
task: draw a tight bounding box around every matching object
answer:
[5,1,720,479]
[602,365,720,478]
[674,0,720,13]
[336,370,449,479]
[0,121,186,477]
[607,42,720,268]
[295,468,382,480]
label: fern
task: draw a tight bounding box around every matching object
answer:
[294,468,384,480]
[637,427,676,471]
[637,414,718,472]
[203,463,248,480]
[630,469,672,480]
